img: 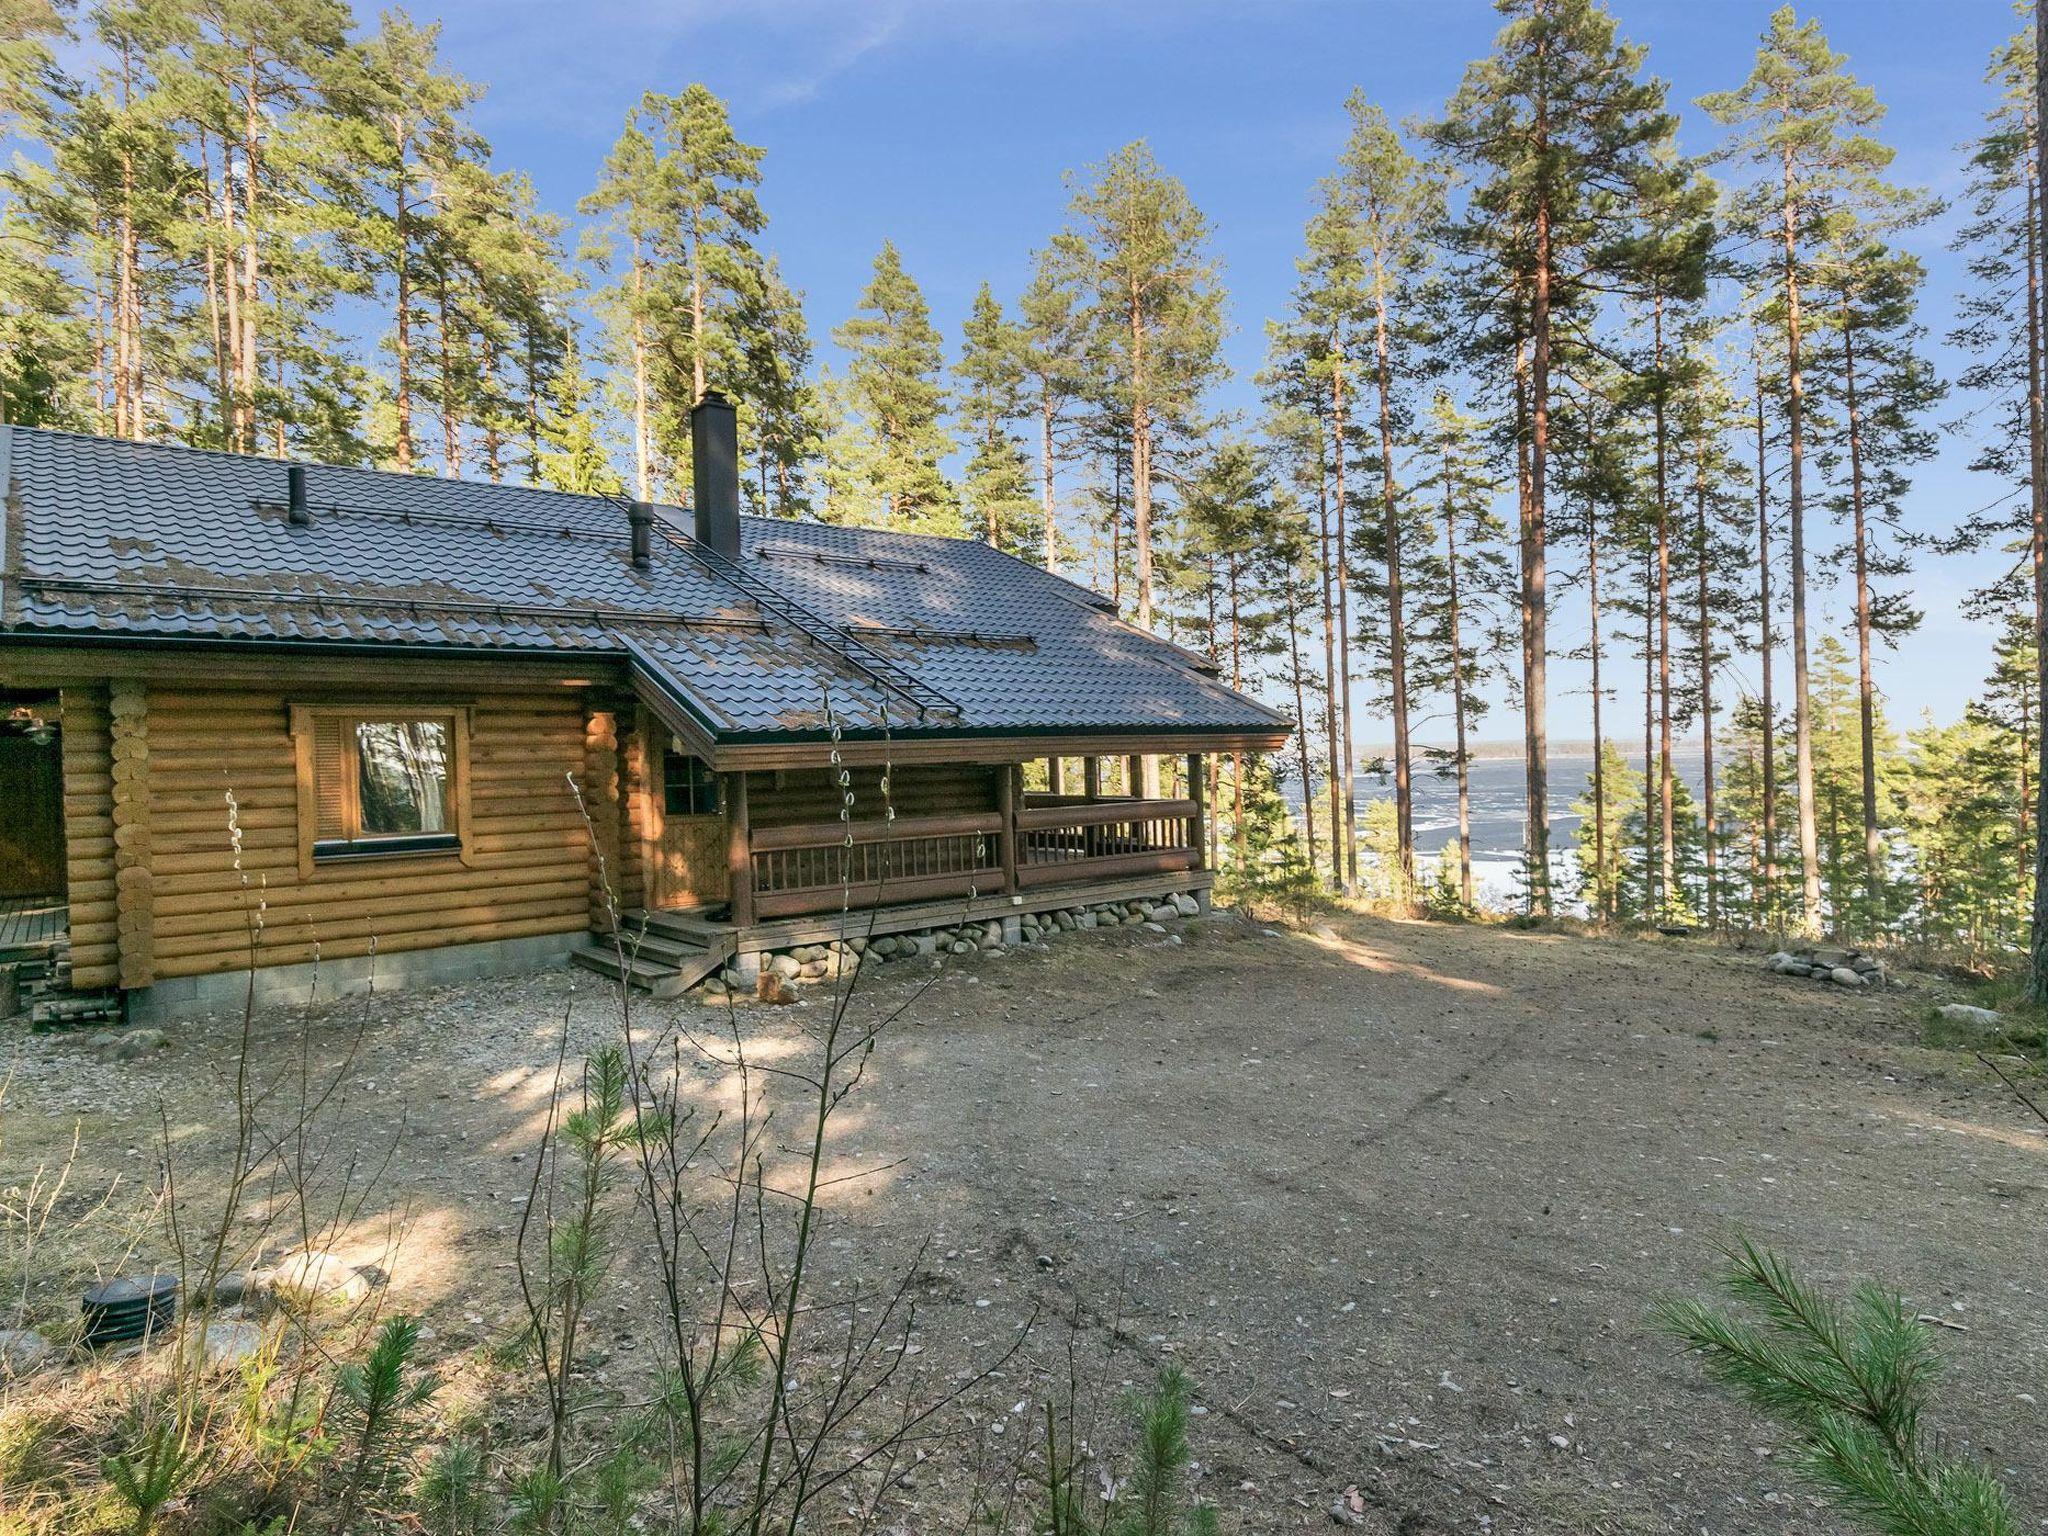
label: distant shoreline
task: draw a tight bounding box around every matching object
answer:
[1358,740,1704,762]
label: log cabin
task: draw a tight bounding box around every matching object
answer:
[0,396,1288,1021]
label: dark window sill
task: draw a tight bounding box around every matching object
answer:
[312,833,463,863]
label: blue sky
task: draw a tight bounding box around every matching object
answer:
[346,2,2039,740]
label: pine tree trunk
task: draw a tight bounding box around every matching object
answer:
[1586,462,1608,920]
[1319,466,1343,886]
[1782,144,1824,934]
[1514,341,1537,912]
[484,334,503,483]
[1373,273,1413,892]
[240,49,264,454]
[1228,559,1245,863]
[2024,144,2042,885]
[631,242,651,500]
[218,141,245,450]
[116,148,136,439]
[2028,0,2048,1001]
[1524,93,1555,917]
[1654,299,1675,914]
[394,122,415,473]
[1286,581,1318,873]
[1643,539,1656,918]
[690,208,707,401]
[1130,284,1155,630]
[1041,386,1059,571]
[1445,455,1474,910]
[1754,341,1778,927]
[1696,437,1719,931]
[1331,352,1359,890]
[1841,302,1884,928]
[437,268,460,474]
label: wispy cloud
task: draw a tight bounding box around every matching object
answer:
[754,1,911,107]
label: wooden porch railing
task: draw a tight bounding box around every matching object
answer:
[1014,797,1199,888]
[747,811,1005,918]
[732,773,1206,923]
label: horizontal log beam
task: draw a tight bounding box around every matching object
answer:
[1015,798,1197,832]
[751,868,1008,919]
[1015,850,1197,887]
[748,810,1003,853]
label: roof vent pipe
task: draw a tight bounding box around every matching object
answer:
[286,464,311,526]
[691,390,741,559]
[628,499,654,570]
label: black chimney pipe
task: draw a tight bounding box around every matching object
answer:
[628,499,654,570]
[691,390,741,559]
[286,464,310,526]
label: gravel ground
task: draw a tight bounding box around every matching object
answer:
[7,908,2044,1533]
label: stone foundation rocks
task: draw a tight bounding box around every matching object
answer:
[1763,944,1886,989]
[695,890,1205,1005]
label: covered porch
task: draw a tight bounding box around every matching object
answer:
[576,721,1220,996]
[729,752,1208,925]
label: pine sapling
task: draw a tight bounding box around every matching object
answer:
[1654,1240,2021,1536]
[327,1314,439,1532]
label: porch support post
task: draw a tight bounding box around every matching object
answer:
[1186,751,1207,871]
[1047,755,1063,796]
[109,680,153,990]
[726,770,754,928]
[1125,755,1141,798]
[582,704,622,934]
[1082,756,1100,800]
[998,762,1020,892]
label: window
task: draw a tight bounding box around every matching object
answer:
[355,721,450,835]
[663,750,720,817]
[294,707,468,865]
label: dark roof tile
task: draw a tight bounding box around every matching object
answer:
[0,426,1287,741]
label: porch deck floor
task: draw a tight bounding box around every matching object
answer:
[0,895,66,959]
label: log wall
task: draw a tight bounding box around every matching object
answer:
[59,685,117,990]
[134,682,592,980]
[747,763,997,828]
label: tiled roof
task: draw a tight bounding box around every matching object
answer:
[0,425,1288,741]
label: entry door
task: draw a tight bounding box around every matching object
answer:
[0,721,65,900]
[654,748,730,911]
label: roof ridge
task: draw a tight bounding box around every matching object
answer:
[4,422,681,519]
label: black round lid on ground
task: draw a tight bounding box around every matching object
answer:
[83,1273,179,1308]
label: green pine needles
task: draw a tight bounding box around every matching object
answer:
[1655,1241,2020,1536]
[1041,1366,1218,1536]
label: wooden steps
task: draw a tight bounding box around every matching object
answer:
[570,912,736,999]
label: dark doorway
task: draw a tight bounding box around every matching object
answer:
[1,698,65,901]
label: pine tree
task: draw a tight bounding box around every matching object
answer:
[1674,338,1755,930]
[534,333,620,496]
[583,84,767,498]
[827,241,957,533]
[1409,393,1512,914]
[1427,0,1673,915]
[1702,3,1899,934]
[1181,441,1286,863]
[956,283,1035,553]
[581,118,664,497]
[1057,141,1224,629]
[1814,236,1941,925]
[1617,144,1716,916]
[0,0,84,426]
[736,257,820,516]
[1018,245,1090,571]
[1573,739,1643,920]
[1310,92,1444,892]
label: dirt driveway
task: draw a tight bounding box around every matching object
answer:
[9,910,2045,1532]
